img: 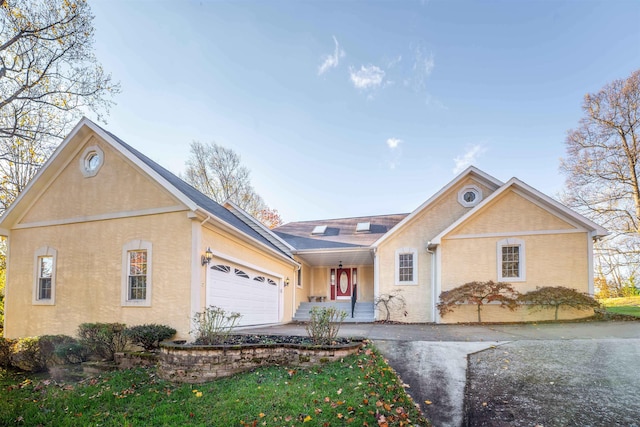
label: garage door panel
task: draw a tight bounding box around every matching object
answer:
[206,262,279,326]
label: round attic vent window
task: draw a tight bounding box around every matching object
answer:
[86,152,100,171]
[79,145,104,177]
[458,185,482,207]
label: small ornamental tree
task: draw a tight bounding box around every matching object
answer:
[520,286,601,320]
[374,289,408,322]
[437,281,519,323]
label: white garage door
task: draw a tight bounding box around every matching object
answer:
[206,261,280,326]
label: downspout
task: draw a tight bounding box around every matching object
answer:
[200,214,211,226]
[426,242,438,323]
[372,247,379,321]
[293,263,301,322]
[588,231,596,296]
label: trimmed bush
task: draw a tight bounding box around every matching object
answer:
[520,286,601,320]
[38,335,83,365]
[125,324,177,351]
[78,323,128,361]
[305,306,347,345]
[54,341,88,364]
[0,337,15,368]
[11,337,47,372]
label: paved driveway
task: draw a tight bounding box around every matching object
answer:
[242,321,640,427]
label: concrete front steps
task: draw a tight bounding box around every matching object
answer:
[292,302,375,323]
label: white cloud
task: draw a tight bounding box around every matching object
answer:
[318,36,346,75]
[386,137,402,149]
[386,137,403,169]
[387,55,402,68]
[349,65,385,89]
[453,144,486,174]
[404,45,435,92]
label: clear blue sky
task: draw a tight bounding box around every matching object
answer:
[89,0,640,222]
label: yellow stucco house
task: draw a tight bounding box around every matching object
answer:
[0,119,607,339]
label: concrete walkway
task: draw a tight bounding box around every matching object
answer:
[241,321,640,426]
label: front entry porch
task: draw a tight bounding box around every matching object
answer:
[292,301,375,323]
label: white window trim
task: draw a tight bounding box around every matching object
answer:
[79,145,104,178]
[395,248,418,285]
[458,184,483,207]
[497,237,526,282]
[33,246,57,305]
[121,240,152,307]
[296,268,303,289]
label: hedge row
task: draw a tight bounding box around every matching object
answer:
[0,323,176,373]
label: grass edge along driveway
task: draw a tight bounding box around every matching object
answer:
[0,341,430,427]
[601,295,640,317]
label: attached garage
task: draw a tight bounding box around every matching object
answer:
[205,259,282,326]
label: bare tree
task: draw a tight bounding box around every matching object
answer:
[560,69,640,285]
[0,0,119,215]
[184,141,273,219]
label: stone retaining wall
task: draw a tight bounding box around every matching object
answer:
[158,341,363,383]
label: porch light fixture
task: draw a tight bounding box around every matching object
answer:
[284,277,290,287]
[201,247,213,266]
[339,261,343,269]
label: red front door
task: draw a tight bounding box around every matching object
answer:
[336,268,351,298]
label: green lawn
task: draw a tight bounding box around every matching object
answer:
[601,296,640,318]
[0,343,429,426]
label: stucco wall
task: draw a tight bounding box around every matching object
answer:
[438,304,595,324]
[376,177,497,322]
[5,211,193,339]
[201,225,299,323]
[440,233,589,294]
[450,191,577,236]
[20,136,180,225]
[438,189,591,323]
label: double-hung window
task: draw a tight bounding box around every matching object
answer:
[33,247,57,305]
[128,250,148,300]
[395,248,418,285]
[497,238,525,282]
[122,240,152,306]
[38,256,53,299]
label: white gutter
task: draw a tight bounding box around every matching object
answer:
[196,208,299,268]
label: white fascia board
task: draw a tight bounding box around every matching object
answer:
[372,166,504,247]
[223,200,296,252]
[291,247,371,256]
[86,120,199,212]
[431,177,608,244]
[507,178,608,237]
[0,117,94,229]
[197,208,299,267]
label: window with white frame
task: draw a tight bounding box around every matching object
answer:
[395,248,418,285]
[497,238,525,282]
[122,240,152,306]
[33,247,57,305]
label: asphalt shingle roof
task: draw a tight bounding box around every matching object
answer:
[273,214,408,250]
[103,129,290,259]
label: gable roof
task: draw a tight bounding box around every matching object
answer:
[0,118,294,263]
[224,200,295,256]
[430,177,609,244]
[372,166,504,247]
[274,213,408,251]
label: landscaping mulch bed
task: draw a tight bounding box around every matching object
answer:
[194,334,356,346]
